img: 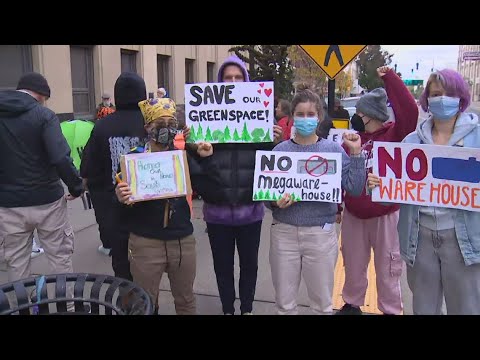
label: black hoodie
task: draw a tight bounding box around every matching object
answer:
[80,73,147,192]
[0,90,83,207]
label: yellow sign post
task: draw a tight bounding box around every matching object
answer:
[331,118,350,129]
[299,45,368,131]
[299,45,367,80]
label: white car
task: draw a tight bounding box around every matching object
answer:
[340,97,360,118]
[341,96,396,122]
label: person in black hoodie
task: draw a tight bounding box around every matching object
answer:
[198,55,283,315]
[81,72,147,281]
[115,97,215,314]
[0,72,83,282]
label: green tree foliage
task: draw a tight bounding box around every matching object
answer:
[229,45,294,100]
[251,128,265,142]
[356,45,393,91]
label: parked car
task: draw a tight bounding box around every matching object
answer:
[340,97,360,118]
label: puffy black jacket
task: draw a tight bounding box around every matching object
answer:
[80,73,147,192]
[196,142,274,205]
[0,90,83,207]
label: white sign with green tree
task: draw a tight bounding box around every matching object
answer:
[185,82,274,144]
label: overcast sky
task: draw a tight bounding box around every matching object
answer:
[381,45,460,82]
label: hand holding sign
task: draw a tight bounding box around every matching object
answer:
[342,133,362,155]
[273,125,283,144]
[197,142,213,157]
[276,193,295,209]
[116,182,133,205]
[367,173,380,191]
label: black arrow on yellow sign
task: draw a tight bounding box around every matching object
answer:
[324,45,344,67]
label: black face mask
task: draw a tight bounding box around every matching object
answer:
[149,126,178,149]
[350,114,365,132]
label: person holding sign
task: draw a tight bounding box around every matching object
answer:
[338,66,418,316]
[115,97,214,315]
[267,83,366,315]
[368,69,480,315]
[196,55,283,315]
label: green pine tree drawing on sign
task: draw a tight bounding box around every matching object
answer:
[241,122,252,142]
[224,126,232,142]
[188,125,196,143]
[212,129,223,141]
[233,128,241,141]
[265,190,271,200]
[272,193,277,201]
[292,193,301,202]
[196,124,204,141]
[258,190,264,200]
[251,128,265,142]
[253,193,258,200]
[263,129,272,142]
[205,127,213,142]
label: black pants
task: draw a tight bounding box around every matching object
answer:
[89,190,132,281]
[207,221,262,314]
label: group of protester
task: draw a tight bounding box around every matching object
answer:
[1,53,479,315]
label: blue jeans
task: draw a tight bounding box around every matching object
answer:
[207,221,262,314]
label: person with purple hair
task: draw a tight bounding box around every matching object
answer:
[368,69,480,315]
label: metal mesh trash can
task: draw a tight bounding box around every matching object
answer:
[0,273,154,315]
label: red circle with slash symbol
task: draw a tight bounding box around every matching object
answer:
[305,155,329,177]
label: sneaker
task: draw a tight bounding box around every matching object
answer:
[97,245,111,256]
[335,303,363,315]
[31,247,44,259]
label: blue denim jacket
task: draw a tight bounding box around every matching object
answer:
[399,113,480,266]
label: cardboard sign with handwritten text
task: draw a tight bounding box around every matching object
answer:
[253,151,342,203]
[120,150,192,203]
[372,141,480,212]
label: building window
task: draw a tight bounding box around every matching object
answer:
[185,59,195,84]
[121,49,137,73]
[207,62,216,83]
[157,55,170,91]
[70,45,95,120]
[0,45,33,91]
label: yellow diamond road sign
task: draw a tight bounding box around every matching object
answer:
[299,45,367,80]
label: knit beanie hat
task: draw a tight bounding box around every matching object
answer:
[17,72,51,98]
[355,88,389,122]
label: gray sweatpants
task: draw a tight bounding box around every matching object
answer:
[407,225,480,315]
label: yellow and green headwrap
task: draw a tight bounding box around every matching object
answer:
[138,97,176,124]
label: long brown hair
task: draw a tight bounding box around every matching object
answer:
[290,82,324,120]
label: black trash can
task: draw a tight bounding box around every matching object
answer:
[0,273,154,315]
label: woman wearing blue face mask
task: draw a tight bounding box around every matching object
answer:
[368,69,480,314]
[265,83,366,315]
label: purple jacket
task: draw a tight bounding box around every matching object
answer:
[202,55,266,225]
